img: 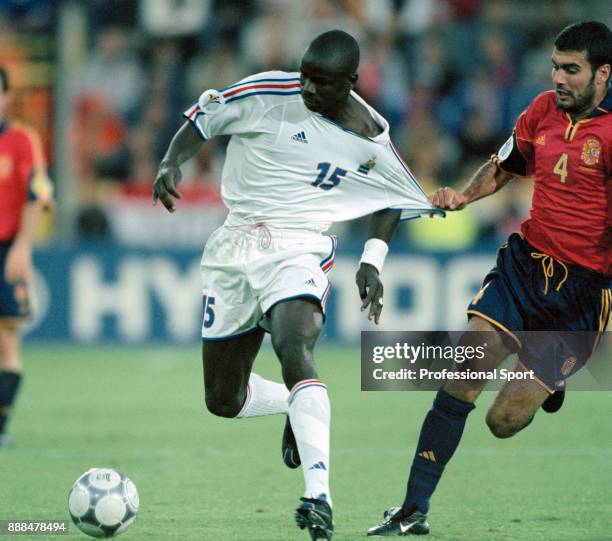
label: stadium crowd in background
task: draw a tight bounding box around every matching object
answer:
[0,0,609,247]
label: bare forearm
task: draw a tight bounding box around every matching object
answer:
[367,208,401,242]
[356,209,399,324]
[14,202,44,247]
[462,161,514,204]
[160,122,204,168]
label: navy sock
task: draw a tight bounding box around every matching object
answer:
[0,371,22,434]
[403,388,475,514]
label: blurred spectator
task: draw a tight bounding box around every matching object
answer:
[241,2,296,71]
[359,33,410,128]
[0,0,53,31]
[140,0,211,37]
[69,26,145,186]
[71,26,144,121]
[185,44,245,101]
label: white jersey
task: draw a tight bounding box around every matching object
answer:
[184,71,443,233]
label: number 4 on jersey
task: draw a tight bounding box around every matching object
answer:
[553,152,569,183]
[312,162,347,191]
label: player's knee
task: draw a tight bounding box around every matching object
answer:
[485,409,520,439]
[204,391,243,418]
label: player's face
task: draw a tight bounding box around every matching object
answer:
[300,60,352,115]
[551,48,596,114]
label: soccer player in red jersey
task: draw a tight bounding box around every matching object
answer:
[364,21,611,535]
[0,66,53,448]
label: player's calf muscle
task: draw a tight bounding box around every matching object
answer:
[274,339,318,388]
[270,301,323,387]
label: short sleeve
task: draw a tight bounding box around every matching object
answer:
[19,127,53,205]
[182,72,301,140]
[491,96,544,177]
[513,107,538,176]
[183,88,265,140]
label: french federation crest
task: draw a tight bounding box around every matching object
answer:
[580,138,601,166]
[358,157,377,175]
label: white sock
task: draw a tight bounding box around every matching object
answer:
[236,373,289,418]
[288,380,331,506]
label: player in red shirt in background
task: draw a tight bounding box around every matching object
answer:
[365,21,611,535]
[0,66,53,448]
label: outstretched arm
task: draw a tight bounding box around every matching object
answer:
[355,208,401,324]
[152,122,204,213]
[431,161,515,210]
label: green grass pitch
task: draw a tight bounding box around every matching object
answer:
[1,344,610,540]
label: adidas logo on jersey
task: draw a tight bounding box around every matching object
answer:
[304,278,317,287]
[291,131,308,143]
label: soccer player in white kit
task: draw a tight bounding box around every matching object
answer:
[153,30,442,540]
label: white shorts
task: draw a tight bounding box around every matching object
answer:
[200,224,336,340]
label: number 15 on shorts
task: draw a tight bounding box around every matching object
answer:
[203,295,216,328]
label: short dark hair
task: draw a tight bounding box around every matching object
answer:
[307,30,360,74]
[554,21,612,76]
[0,67,9,93]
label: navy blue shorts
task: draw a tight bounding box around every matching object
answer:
[0,240,33,319]
[467,233,611,391]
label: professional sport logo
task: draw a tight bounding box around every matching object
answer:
[580,138,601,166]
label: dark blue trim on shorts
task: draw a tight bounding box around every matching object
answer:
[202,326,262,342]
[259,294,327,334]
[266,294,325,314]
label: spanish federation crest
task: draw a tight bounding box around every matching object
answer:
[358,157,377,175]
[580,138,601,166]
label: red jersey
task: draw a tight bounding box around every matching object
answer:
[0,120,52,241]
[495,90,611,276]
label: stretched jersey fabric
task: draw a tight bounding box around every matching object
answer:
[493,90,611,276]
[184,71,443,233]
[0,120,53,241]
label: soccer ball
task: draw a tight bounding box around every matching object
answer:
[68,468,139,538]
